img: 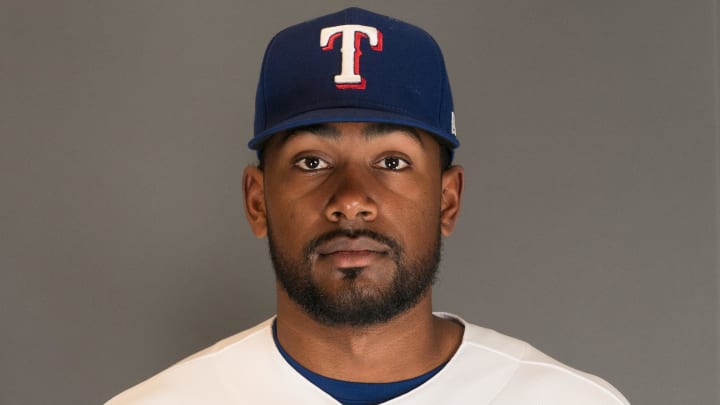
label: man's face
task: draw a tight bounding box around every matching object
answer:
[244,122,462,326]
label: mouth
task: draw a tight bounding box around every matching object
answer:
[314,236,391,268]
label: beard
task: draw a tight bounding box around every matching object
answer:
[268,226,441,327]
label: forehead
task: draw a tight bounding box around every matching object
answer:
[262,122,434,155]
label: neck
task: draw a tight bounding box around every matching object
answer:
[274,285,464,382]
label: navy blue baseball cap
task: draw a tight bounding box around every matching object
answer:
[250,7,459,157]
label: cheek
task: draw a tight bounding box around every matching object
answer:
[265,188,323,253]
[382,183,442,249]
[268,187,323,222]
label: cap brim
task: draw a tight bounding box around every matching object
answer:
[249,107,459,150]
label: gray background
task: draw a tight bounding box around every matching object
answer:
[2,1,718,404]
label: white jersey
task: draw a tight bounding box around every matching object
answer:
[106,313,629,404]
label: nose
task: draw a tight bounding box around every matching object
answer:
[324,169,378,223]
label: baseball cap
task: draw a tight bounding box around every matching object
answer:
[250,7,459,157]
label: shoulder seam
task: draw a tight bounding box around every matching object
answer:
[169,320,272,370]
[463,341,627,404]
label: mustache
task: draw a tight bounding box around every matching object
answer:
[304,228,402,259]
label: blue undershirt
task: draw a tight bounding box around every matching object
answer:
[272,321,447,405]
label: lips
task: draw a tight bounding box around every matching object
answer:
[315,236,390,256]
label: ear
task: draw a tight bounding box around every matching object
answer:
[243,165,268,238]
[440,165,464,236]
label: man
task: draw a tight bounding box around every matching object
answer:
[107,8,629,404]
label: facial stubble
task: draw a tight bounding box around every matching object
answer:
[268,226,442,327]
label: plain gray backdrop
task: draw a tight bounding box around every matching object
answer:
[2,1,719,404]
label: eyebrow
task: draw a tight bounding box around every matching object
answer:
[285,124,340,139]
[362,123,424,146]
[279,123,424,147]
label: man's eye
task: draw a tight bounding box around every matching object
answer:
[294,156,330,171]
[377,156,410,170]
